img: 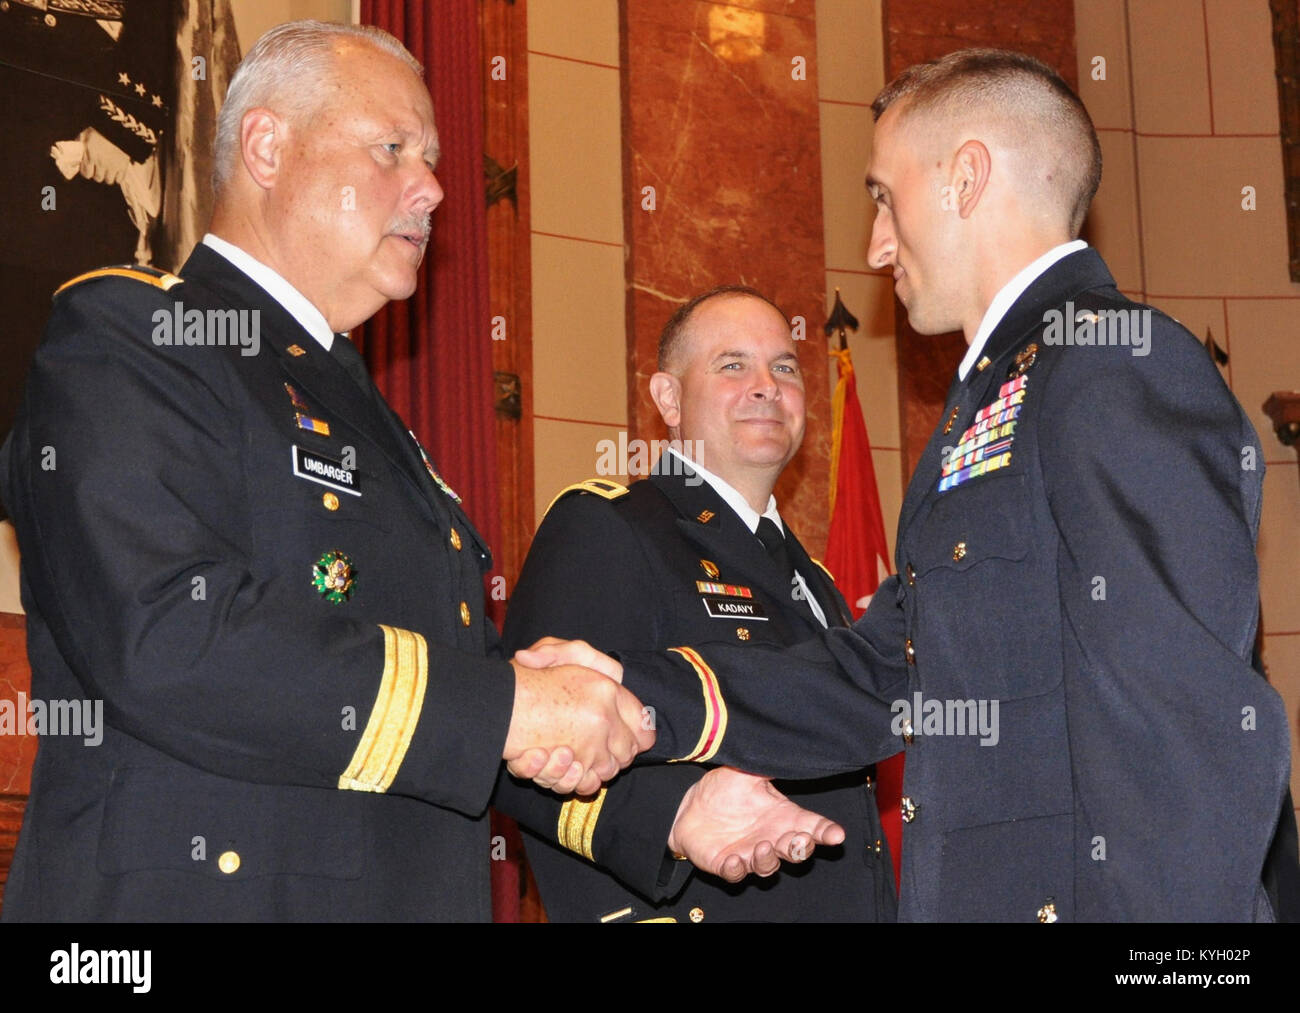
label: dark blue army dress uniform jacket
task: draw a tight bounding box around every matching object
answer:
[0,243,519,920]
[616,249,1294,922]
[493,462,897,922]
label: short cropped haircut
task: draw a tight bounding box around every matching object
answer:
[213,20,423,193]
[871,48,1102,237]
[657,285,788,372]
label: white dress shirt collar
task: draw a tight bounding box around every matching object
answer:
[202,233,335,352]
[958,239,1087,381]
[664,446,779,535]
[663,447,826,627]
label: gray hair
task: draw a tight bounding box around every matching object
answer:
[212,20,423,192]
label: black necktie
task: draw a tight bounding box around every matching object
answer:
[331,334,375,394]
[755,516,795,584]
[329,336,422,477]
[331,336,398,431]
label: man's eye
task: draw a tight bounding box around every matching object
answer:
[382,142,401,154]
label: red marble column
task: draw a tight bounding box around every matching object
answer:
[621,0,832,553]
[881,0,1078,479]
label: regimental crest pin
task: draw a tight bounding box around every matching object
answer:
[699,559,720,579]
[1009,342,1038,377]
[313,550,356,604]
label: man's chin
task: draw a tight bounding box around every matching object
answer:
[902,309,953,336]
[737,438,797,470]
[376,269,420,304]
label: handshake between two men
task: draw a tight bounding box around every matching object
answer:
[500,636,846,884]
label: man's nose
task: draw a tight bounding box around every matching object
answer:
[412,169,445,212]
[750,368,780,399]
[867,213,894,270]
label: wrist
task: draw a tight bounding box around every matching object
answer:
[666,780,699,857]
[503,659,529,759]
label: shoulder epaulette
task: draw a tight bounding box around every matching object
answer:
[810,558,836,583]
[543,478,629,518]
[54,265,183,299]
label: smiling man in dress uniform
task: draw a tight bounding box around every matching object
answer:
[495,286,899,922]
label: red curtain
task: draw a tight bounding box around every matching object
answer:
[356,0,500,562]
[358,1,518,922]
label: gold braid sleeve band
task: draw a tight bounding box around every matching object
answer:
[338,624,428,792]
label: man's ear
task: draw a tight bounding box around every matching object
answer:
[648,372,682,429]
[240,108,286,191]
[950,139,991,220]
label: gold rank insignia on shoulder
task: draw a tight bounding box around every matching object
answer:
[696,509,715,524]
[313,550,356,604]
[1009,342,1038,378]
[699,559,720,579]
[54,264,183,298]
[543,477,628,517]
[287,344,308,357]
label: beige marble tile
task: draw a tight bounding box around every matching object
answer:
[531,233,628,425]
[528,52,624,244]
[0,521,22,615]
[1087,129,1144,294]
[1258,462,1300,637]
[1128,0,1212,135]
[819,101,874,274]
[528,0,620,66]
[1224,298,1300,456]
[1137,136,1296,297]
[1075,0,1133,131]
[814,0,884,105]
[1204,0,1279,136]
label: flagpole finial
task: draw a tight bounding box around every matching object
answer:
[824,290,860,351]
[1204,326,1228,366]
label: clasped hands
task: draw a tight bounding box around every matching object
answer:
[504,637,641,796]
[503,637,845,882]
